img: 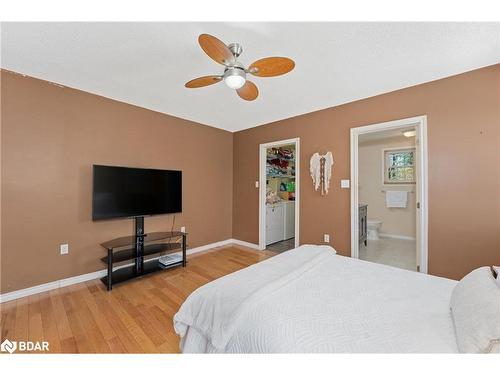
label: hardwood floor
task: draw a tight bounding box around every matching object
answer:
[0,245,275,353]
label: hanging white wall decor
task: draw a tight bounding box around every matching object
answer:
[310,152,334,195]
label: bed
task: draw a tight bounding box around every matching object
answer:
[173,245,464,353]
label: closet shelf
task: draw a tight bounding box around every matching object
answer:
[266,156,295,163]
[267,174,295,178]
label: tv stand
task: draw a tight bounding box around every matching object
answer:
[100,217,187,290]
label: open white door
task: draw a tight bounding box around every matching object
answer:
[415,131,421,272]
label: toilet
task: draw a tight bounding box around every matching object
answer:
[367,219,382,240]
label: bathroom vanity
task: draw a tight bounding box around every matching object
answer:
[359,203,368,246]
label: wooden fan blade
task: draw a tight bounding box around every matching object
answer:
[236,81,259,101]
[198,34,235,66]
[185,75,222,88]
[249,57,295,77]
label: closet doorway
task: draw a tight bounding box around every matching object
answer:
[259,138,300,252]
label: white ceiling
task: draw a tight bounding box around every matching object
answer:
[1,22,499,132]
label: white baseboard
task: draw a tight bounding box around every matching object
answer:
[230,239,263,250]
[0,270,108,304]
[0,238,262,304]
[184,239,234,254]
[379,233,416,241]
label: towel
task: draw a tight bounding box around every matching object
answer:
[386,190,408,208]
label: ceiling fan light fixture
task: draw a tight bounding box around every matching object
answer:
[223,68,246,89]
[185,33,295,101]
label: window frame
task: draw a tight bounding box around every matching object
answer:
[382,146,416,185]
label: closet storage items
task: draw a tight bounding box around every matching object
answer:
[266,147,296,177]
[265,144,296,245]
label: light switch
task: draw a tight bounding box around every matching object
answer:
[255,181,259,188]
[340,179,350,188]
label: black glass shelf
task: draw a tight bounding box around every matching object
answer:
[100,231,185,250]
[99,242,182,264]
[100,221,187,291]
[100,259,183,287]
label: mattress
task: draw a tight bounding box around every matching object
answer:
[174,245,459,353]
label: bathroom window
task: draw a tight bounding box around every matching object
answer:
[383,148,415,184]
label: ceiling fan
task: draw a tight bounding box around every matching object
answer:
[185,34,295,101]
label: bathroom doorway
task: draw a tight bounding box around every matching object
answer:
[259,138,300,252]
[350,116,428,273]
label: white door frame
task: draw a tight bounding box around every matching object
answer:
[350,116,428,273]
[259,138,300,250]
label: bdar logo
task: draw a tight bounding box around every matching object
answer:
[1,339,17,354]
[0,339,49,353]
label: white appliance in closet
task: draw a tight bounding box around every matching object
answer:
[266,201,295,245]
[283,201,295,240]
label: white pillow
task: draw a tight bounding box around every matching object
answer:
[450,266,500,353]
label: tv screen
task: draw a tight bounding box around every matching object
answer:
[92,165,182,220]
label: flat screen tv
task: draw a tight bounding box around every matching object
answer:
[92,165,182,220]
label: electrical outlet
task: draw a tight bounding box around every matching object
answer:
[60,243,69,255]
[180,226,186,233]
[323,234,330,243]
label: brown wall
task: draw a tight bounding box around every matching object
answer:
[233,64,500,280]
[1,71,233,293]
[1,64,499,293]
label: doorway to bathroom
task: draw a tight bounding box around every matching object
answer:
[259,138,300,253]
[350,116,428,273]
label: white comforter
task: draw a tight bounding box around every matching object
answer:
[173,245,459,353]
